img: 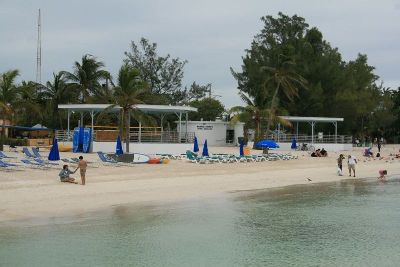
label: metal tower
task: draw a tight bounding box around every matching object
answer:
[36,9,42,84]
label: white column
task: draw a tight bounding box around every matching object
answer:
[311,121,315,144]
[334,122,338,143]
[67,110,71,141]
[178,112,182,143]
[185,112,188,142]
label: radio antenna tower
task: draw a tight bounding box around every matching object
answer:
[36,9,42,84]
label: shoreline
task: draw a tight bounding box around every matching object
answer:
[1,147,399,225]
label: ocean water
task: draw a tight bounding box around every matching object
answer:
[1,178,400,267]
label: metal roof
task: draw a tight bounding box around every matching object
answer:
[58,104,197,114]
[279,116,344,123]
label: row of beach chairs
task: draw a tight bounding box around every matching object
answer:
[185,150,297,164]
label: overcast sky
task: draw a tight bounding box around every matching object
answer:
[1,0,400,107]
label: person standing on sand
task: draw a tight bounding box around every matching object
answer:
[75,156,88,185]
[337,154,345,176]
[347,155,357,177]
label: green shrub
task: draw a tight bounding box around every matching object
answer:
[2,138,28,147]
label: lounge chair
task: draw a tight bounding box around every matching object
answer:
[97,152,126,166]
[61,158,78,164]
[32,147,44,158]
[20,159,49,169]
[34,158,59,168]
[185,150,208,163]
[69,157,99,168]
[0,160,22,171]
[0,151,17,159]
[22,147,36,158]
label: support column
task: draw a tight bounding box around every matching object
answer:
[67,110,71,141]
[139,121,142,143]
[90,110,95,152]
[80,113,84,127]
[334,121,338,143]
[311,121,315,144]
[160,114,165,142]
[185,112,188,142]
[296,122,299,139]
[178,112,182,143]
[277,123,281,142]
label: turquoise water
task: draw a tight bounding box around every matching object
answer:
[1,178,400,266]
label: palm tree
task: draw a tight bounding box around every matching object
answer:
[62,54,111,103]
[231,92,290,146]
[110,64,150,153]
[0,70,19,151]
[16,81,43,126]
[39,72,76,128]
[262,55,307,133]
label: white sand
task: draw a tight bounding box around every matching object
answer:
[1,146,400,223]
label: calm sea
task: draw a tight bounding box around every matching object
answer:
[1,178,400,267]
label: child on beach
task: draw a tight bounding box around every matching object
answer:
[337,154,345,176]
[378,170,387,180]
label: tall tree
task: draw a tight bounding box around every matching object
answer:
[0,70,19,151]
[261,55,307,132]
[232,12,382,137]
[39,72,76,129]
[111,64,149,153]
[62,54,111,103]
[189,97,225,121]
[124,38,187,103]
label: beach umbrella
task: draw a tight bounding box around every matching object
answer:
[48,138,60,161]
[202,139,209,157]
[256,140,280,149]
[239,141,244,156]
[193,136,199,152]
[291,138,297,149]
[116,135,123,155]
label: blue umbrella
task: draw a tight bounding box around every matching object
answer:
[202,139,209,157]
[291,138,297,149]
[256,140,280,149]
[239,141,244,156]
[48,138,60,161]
[193,136,199,152]
[116,135,123,155]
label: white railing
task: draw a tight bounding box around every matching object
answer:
[55,130,194,143]
[268,133,352,144]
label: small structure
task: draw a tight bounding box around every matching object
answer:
[274,116,351,151]
[2,124,52,147]
[177,120,245,146]
[57,104,198,154]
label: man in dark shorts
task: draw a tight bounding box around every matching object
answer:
[75,156,88,185]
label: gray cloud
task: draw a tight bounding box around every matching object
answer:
[1,0,399,107]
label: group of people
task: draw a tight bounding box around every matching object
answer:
[311,148,328,157]
[337,153,388,180]
[59,156,87,185]
[337,154,357,177]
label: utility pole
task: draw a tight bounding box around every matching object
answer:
[36,9,42,84]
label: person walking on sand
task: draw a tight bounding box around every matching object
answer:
[75,155,88,185]
[347,155,357,177]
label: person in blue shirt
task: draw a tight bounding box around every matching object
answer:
[59,165,78,184]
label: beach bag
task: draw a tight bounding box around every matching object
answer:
[337,167,343,176]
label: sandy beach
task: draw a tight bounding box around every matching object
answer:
[1,146,400,223]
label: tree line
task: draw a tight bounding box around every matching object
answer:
[2,13,400,151]
[230,12,400,143]
[0,38,225,151]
